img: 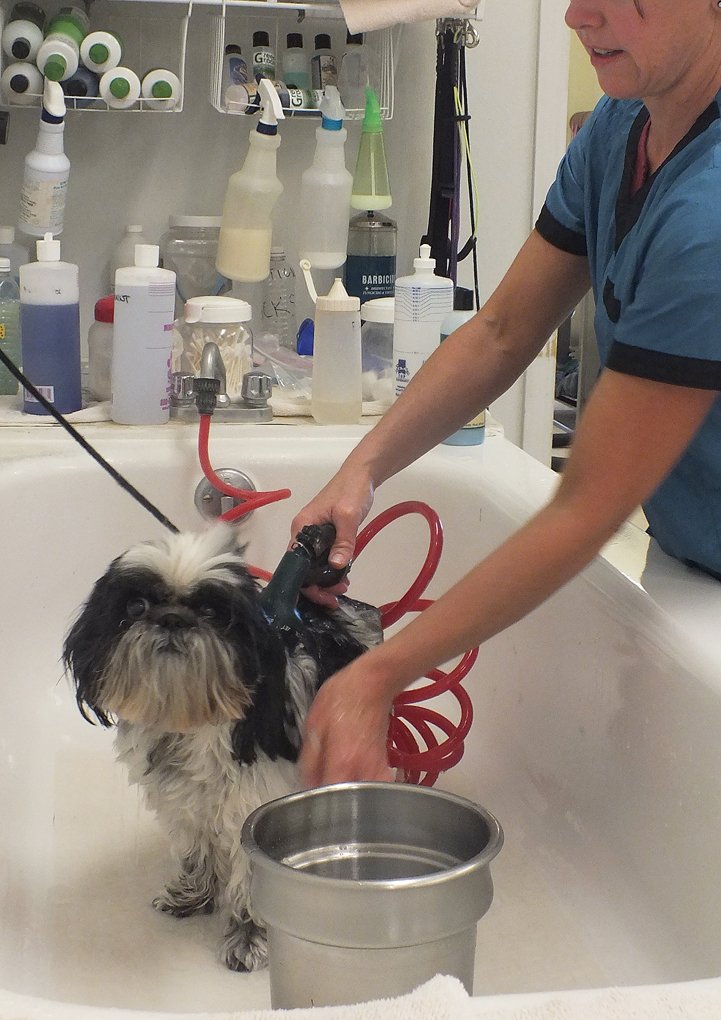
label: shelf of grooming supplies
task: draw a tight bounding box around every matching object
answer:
[0,0,396,117]
[0,0,190,112]
[209,3,398,120]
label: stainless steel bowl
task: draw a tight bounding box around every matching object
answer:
[241,782,503,1008]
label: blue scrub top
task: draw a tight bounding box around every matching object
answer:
[537,92,721,578]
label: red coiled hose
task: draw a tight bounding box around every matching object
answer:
[198,417,476,785]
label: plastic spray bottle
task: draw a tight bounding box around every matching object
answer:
[111,244,176,425]
[392,244,453,400]
[216,78,285,284]
[301,259,361,424]
[18,79,70,238]
[19,232,81,414]
[298,86,353,270]
[351,87,391,211]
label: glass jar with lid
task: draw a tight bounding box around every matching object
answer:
[360,295,393,409]
[159,215,231,316]
[172,295,253,401]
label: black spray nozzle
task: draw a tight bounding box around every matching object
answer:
[259,523,350,634]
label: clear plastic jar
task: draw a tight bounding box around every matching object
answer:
[159,215,230,317]
[172,295,253,401]
[360,295,393,408]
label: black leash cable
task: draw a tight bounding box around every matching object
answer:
[0,346,180,534]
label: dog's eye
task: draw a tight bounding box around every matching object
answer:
[126,597,150,619]
[199,606,216,620]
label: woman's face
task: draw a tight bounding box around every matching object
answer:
[565,0,720,102]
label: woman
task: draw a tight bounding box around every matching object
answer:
[293,0,721,786]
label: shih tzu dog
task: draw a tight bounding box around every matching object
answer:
[63,524,382,973]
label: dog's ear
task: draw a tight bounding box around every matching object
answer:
[63,567,124,727]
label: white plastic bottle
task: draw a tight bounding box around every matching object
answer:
[1,2,45,62]
[18,80,70,238]
[79,29,123,74]
[141,68,182,110]
[0,60,43,105]
[392,244,453,400]
[35,5,89,82]
[298,87,353,270]
[111,244,176,425]
[19,232,81,414]
[0,226,29,284]
[110,224,147,290]
[216,79,285,283]
[99,66,141,109]
[301,260,361,424]
[87,294,114,401]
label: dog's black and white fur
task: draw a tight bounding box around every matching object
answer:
[62,525,382,973]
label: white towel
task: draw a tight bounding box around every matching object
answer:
[339,0,479,34]
[0,974,474,1020]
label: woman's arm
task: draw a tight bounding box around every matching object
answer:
[299,368,717,785]
[292,230,591,578]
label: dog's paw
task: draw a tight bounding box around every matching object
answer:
[152,887,215,918]
[222,919,268,972]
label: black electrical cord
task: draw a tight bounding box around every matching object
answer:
[0,346,180,534]
[457,44,481,310]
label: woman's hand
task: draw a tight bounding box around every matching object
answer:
[291,464,376,607]
[299,653,397,786]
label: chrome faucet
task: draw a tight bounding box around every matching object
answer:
[170,342,273,423]
[199,342,231,410]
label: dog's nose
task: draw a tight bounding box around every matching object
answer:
[150,606,196,631]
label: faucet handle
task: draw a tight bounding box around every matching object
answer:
[170,372,195,406]
[241,370,273,408]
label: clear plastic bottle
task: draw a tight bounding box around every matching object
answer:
[392,244,453,401]
[344,210,396,305]
[351,87,391,211]
[337,32,369,112]
[261,247,297,350]
[0,258,21,395]
[216,79,285,284]
[252,31,275,81]
[282,33,310,90]
[0,226,29,285]
[311,33,337,91]
[301,263,361,424]
[86,294,114,401]
[111,244,176,425]
[18,80,70,238]
[19,232,81,414]
[298,86,353,270]
[159,215,229,316]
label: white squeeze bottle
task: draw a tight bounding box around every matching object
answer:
[301,260,361,425]
[298,86,353,270]
[216,78,285,284]
[392,244,453,400]
[111,244,176,425]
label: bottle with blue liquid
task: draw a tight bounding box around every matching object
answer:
[19,232,81,414]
